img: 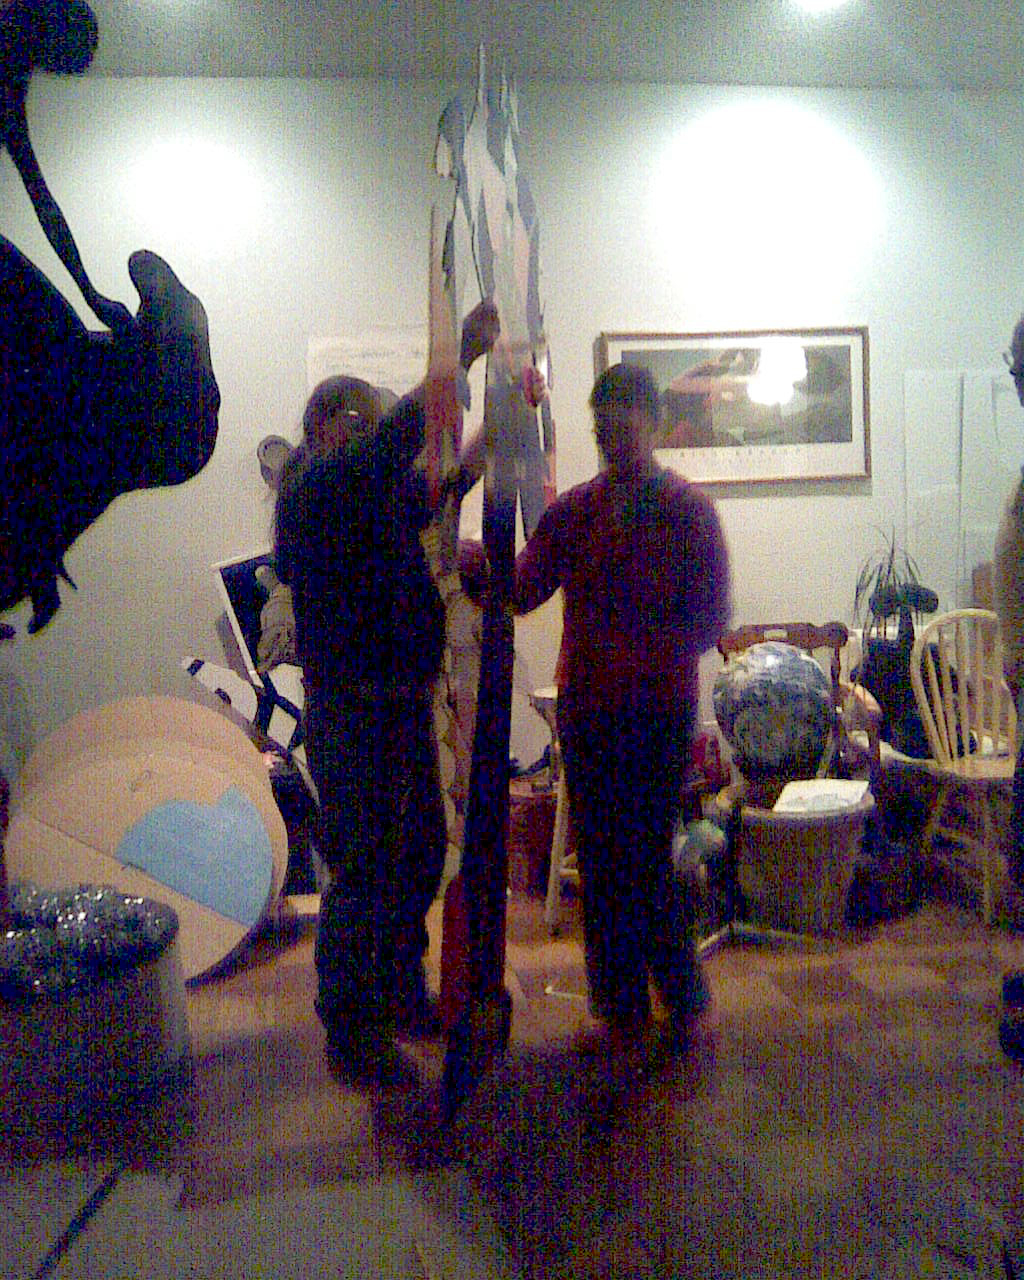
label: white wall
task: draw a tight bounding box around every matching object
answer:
[2,76,1024,780]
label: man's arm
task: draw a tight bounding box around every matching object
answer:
[678,491,732,655]
[273,452,310,586]
[384,298,501,490]
[459,490,565,614]
[511,497,566,615]
[994,477,1024,699]
[445,426,487,505]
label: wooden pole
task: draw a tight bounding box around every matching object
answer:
[0,768,10,927]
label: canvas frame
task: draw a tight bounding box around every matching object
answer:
[595,327,870,485]
[213,548,275,683]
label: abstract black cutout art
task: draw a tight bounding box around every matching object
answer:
[1,1,220,635]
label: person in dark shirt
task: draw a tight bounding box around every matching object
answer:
[274,300,497,1075]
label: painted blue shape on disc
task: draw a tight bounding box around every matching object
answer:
[114,786,272,927]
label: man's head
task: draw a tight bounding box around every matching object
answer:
[1008,317,1024,408]
[302,376,382,455]
[589,363,661,469]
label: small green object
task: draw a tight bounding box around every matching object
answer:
[686,819,726,857]
[672,817,726,876]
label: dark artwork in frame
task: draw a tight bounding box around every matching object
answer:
[213,551,276,681]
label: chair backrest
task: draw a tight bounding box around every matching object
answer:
[909,608,1016,772]
[718,622,849,708]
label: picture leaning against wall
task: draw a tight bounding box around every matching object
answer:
[596,327,869,485]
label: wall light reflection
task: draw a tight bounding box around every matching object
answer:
[124,136,264,251]
[747,337,807,406]
[647,98,882,317]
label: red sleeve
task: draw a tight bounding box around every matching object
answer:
[677,488,731,654]
[512,492,571,615]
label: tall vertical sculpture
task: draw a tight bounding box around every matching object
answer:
[432,49,553,1118]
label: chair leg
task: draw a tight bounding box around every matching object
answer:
[919,779,947,869]
[954,784,999,926]
[978,790,997,927]
[921,779,970,907]
[544,772,570,934]
[924,778,1002,924]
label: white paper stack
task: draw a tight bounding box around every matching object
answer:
[772,778,870,814]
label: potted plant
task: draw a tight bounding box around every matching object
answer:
[853,527,938,756]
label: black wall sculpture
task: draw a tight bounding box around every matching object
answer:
[1,1,220,634]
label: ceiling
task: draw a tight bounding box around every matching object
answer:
[83,0,1024,90]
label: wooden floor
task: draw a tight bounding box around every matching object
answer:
[3,887,1024,1279]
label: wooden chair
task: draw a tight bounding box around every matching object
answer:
[717,621,872,780]
[909,608,1016,923]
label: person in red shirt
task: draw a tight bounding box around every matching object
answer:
[494,362,731,1048]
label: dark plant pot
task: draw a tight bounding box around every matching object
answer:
[857,625,931,759]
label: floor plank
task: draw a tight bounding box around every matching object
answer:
[3,891,1023,1279]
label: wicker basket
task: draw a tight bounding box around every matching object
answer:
[711,784,876,935]
[0,934,189,1134]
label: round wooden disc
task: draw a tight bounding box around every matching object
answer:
[7,697,289,981]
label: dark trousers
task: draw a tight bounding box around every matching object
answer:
[557,687,707,1028]
[305,682,446,1030]
[1012,737,1024,889]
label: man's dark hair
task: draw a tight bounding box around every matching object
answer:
[590,363,660,420]
[302,376,380,448]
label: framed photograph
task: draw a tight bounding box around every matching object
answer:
[213,548,276,682]
[596,328,870,485]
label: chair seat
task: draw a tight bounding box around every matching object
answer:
[849,727,1014,781]
[943,753,1015,783]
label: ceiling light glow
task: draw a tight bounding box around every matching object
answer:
[793,0,851,12]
